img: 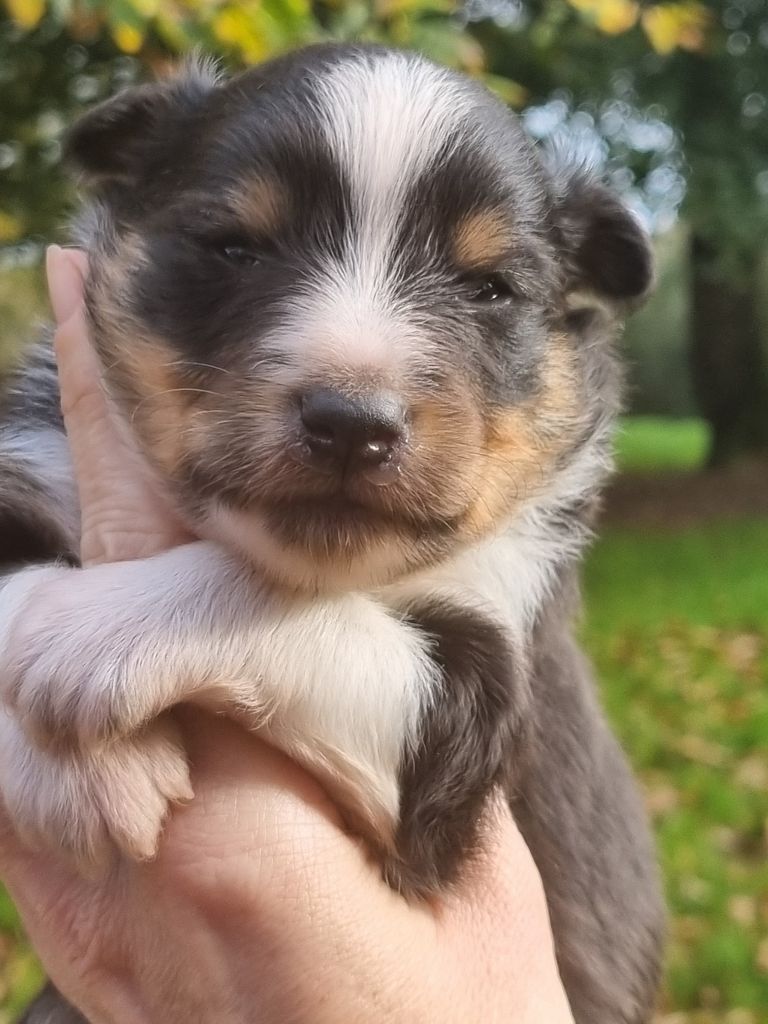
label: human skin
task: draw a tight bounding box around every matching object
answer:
[0,245,574,1024]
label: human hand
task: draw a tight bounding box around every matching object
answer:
[0,246,573,1023]
[2,709,574,1024]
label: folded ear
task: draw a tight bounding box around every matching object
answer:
[551,168,654,303]
[65,57,220,187]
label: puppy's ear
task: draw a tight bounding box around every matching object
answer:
[65,58,220,187]
[552,169,654,303]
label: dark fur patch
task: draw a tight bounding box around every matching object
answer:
[511,587,665,1024]
[0,467,75,566]
[551,171,653,301]
[65,66,217,187]
[17,984,86,1024]
[0,513,71,567]
[386,600,526,896]
[0,336,63,430]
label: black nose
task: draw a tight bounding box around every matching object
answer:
[300,388,407,469]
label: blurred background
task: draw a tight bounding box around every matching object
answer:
[0,1,767,1021]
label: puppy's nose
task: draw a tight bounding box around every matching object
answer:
[300,388,407,468]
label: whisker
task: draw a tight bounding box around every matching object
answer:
[166,359,235,377]
[129,388,227,424]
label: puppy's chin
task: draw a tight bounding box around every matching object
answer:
[197,504,418,593]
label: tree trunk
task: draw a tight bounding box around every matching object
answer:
[690,233,768,466]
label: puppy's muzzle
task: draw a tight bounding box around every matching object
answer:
[298,388,407,483]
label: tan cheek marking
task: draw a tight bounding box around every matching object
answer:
[407,387,486,519]
[453,209,514,269]
[227,176,286,236]
[460,336,583,539]
[87,235,229,477]
[103,333,198,476]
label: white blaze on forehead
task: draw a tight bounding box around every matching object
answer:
[263,53,470,378]
[312,51,468,254]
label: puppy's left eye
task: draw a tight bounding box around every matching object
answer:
[468,275,515,303]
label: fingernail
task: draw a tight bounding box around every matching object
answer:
[46,245,86,326]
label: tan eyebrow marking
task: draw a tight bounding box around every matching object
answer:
[453,209,514,269]
[227,176,287,235]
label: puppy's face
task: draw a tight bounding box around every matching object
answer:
[69,46,651,590]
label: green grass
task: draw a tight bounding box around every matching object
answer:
[583,522,768,1024]
[584,521,768,634]
[616,416,711,473]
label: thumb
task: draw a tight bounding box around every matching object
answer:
[47,246,108,438]
[47,246,191,565]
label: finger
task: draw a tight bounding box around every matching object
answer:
[46,247,192,564]
[171,707,347,849]
[439,794,550,927]
[47,245,89,326]
[47,246,113,442]
[0,801,84,921]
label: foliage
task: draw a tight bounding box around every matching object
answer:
[0,0,728,254]
[621,226,696,418]
[0,0,483,254]
[2,0,707,64]
[0,18,138,252]
[0,263,45,365]
[567,0,710,51]
[3,0,768,277]
[476,1,768,278]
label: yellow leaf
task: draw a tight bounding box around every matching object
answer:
[112,22,144,53]
[4,0,45,30]
[596,0,637,34]
[0,211,22,244]
[212,7,270,62]
[483,73,527,108]
[376,0,454,16]
[154,12,189,51]
[132,0,160,17]
[569,0,638,35]
[642,3,710,55]
[641,7,680,53]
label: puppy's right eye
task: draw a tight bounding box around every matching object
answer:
[217,240,260,267]
[191,230,261,266]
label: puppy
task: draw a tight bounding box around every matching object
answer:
[0,44,664,1024]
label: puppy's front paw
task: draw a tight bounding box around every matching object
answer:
[0,565,160,749]
[0,712,192,870]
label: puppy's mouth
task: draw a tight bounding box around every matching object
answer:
[193,479,460,586]
[201,481,461,573]
[259,492,443,538]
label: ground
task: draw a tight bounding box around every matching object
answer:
[589,419,768,1024]
[0,416,767,1023]
[586,525,768,1023]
